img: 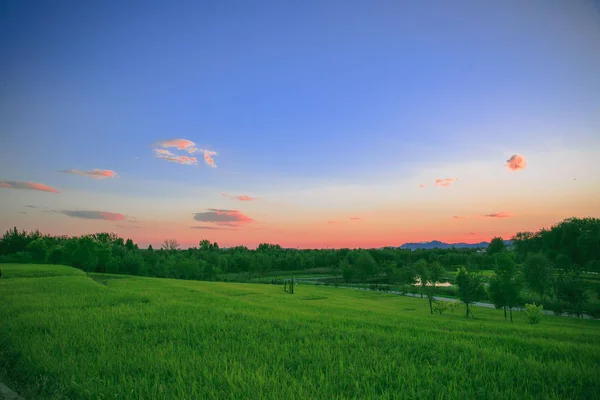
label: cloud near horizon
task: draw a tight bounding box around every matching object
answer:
[350,217,360,220]
[452,216,467,220]
[153,139,217,167]
[435,178,459,187]
[193,209,254,227]
[0,180,59,193]
[24,205,37,208]
[61,210,125,221]
[59,169,119,179]
[221,193,255,201]
[484,212,512,219]
[505,154,527,171]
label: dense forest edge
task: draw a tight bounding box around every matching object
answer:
[1,217,599,318]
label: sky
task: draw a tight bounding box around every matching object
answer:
[1,0,600,249]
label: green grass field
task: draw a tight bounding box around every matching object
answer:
[1,264,600,399]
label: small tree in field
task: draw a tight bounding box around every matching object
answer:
[414,259,428,299]
[456,267,485,319]
[524,303,544,324]
[488,253,522,322]
[447,300,461,314]
[424,261,445,315]
[432,300,448,315]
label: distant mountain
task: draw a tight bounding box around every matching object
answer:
[398,240,513,250]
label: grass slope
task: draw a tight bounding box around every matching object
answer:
[1,264,599,400]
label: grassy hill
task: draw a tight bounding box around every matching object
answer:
[1,263,599,399]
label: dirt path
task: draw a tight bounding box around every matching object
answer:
[0,382,24,400]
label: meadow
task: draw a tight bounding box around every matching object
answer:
[1,264,600,399]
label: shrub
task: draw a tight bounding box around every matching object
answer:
[447,300,461,314]
[432,301,448,315]
[524,303,544,325]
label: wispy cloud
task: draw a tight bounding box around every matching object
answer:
[221,193,256,201]
[190,226,236,230]
[0,180,59,193]
[468,232,476,235]
[24,205,37,208]
[350,217,361,220]
[452,216,467,220]
[116,224,141,229]
[19,211,26,214]
[327,221,337,224]
[435,178,459,187]
[193,209,254,227]
[59,169,119,179]
[153,139,217,167]
[153,148,198,165]
[505,154,527,171]
[484,212,512,219]
[154,139,197,152]
[61,210,125,221]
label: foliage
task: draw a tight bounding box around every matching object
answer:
[524,303,544,325]
[555,271,589,318]
[456,267,485,318]
[432,300,448,315]
[522,252,554,305]
[488,253,522,322]
[486,237,506,256]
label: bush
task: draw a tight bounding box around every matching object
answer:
[447,300,461,314]
[524,303,544,325]
[432,301,448,315]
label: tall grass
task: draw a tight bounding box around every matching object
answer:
[1,264,599,399]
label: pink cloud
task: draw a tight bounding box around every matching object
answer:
[154,139,197,151]
[0,180,59,193]
[484,212,512,219]
[153,149,198,165]
[153,140,217,167]
[435,178,458,187]
[221,193,255,201]
[201,149,217,168]
[419,184,425,188]
[350,217,360,220]
[505,154,527,171]
[61,210,125,221]
[452,216,467,220]
[193,209,254,227]
[59,169,118,179]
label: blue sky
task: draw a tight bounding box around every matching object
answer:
[1,0,599,248]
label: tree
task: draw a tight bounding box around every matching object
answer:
[354,251,378,282]
[414,259,428,298]
[523,252,554,305]
[487,237,506,256]
[555,271,588,318]
[456,267,485,318]
[26,238,48,263]
[488,253,521,322]
[162,239,180,251]
[424,261,445,315]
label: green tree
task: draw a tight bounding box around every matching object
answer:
[523,252,554,306]
[414,259,428,298]
[456,267,485,318]
[424,261,445,315]
[488,253,521,322]
[354,251,378,282]
[555,271,588,318]
[487,237,506,256]
[26,238,48,263]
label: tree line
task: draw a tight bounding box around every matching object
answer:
[1,217,598,317]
